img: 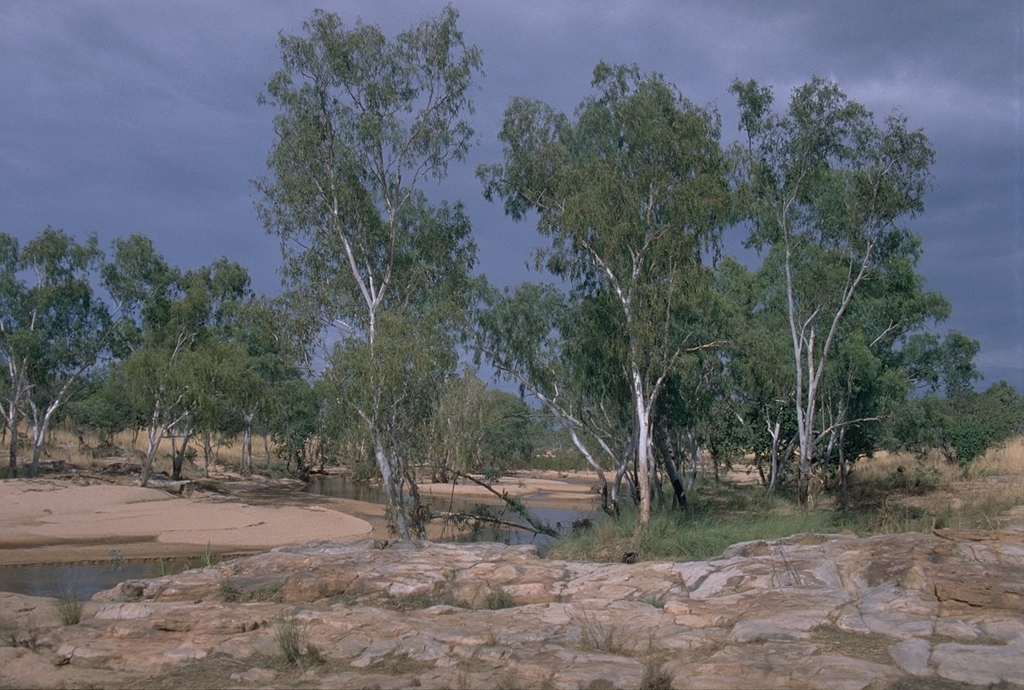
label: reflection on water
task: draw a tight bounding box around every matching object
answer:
[307,475,595,554]
[0,563,164,599]
[305,474,387,504]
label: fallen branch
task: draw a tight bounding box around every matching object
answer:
[430,510,550,536]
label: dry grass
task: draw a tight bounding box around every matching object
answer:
[53,588,83,626]
[1,419,267,478]
[857,437,1024,483]
[848,438,1024,532]
[571,605,628,654]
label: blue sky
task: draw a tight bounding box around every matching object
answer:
[2,1,1021,389]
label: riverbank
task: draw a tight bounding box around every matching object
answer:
[0,469,600,567]
[0,478,376,567]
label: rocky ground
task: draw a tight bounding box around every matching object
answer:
[2,515,1024,689]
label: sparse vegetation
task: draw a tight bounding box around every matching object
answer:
[550,440,1024,562]
[54,587,83,626]
[572,605,626,654]
[220,577,285,603]
[639,659,673,690]
[483,586,515,610]
[275,617,303,665]
[639,594,667,609]
[274,617,321,667]
[0,622,39,651]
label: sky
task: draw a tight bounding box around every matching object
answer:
[2,1,1022,390]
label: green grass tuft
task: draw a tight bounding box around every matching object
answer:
[54,587,83,626]
[550,494,836,563]
[483,586,515,610]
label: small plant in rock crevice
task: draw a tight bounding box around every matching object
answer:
[54,587,83,626]
[275,617,322,667]
[571,605,626,654]
[639,593,667,609]
[483,586,515,610]
[639,658,673,690]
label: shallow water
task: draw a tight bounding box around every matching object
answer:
[0,562,165,600]
[306,474,595,551]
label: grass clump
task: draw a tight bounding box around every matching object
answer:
[572,605,625,654]
[0,620,39,650]
[550,491,834,563]
[219,577,241,602]
[639,659,673,690]
[220,576,285,603]
[366,651,434,676]
[482,586,515,610]
[639,593,666,609]
[54,587,83,626]
[275,617,322,667]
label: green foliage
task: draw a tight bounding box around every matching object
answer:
[0,227,112,476]
[257,7,483,538]
[893,381,1024,465]
[424,370,541,481]
[479,61,732,526]
[65,365,147,445]
[729,77,949,502]
[550,497,836,563]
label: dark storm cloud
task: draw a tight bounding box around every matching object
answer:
[1,1,1020,388]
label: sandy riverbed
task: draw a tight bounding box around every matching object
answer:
[0,471,600,566]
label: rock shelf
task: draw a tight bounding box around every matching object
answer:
[2,526,1024,688]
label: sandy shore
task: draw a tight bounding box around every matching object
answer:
[0,478,376,567]
[417,471,598,509]
[0,471,601,567]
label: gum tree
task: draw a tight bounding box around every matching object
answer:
[255,7,482,538]
[0,227,110,477]
[479,63,730,533]
[732,77,937,504]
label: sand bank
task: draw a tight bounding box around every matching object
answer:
[0,479,374,566]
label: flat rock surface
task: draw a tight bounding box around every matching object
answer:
[2,526,1024,689]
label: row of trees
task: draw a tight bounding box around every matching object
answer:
[253,7,1020,539]
[4,9,1020,541]
[0,227,538,489]
[0,229,305,482]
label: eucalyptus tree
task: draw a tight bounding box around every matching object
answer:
[0,227,111,477]
[255,8,483,538]
[712,257,798,490]
[227,297,306,474]
[475,282,622,511]
[65,363,146,447]
[107,236,253,485]
[479,62,730,532]
[732,77,938,504]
